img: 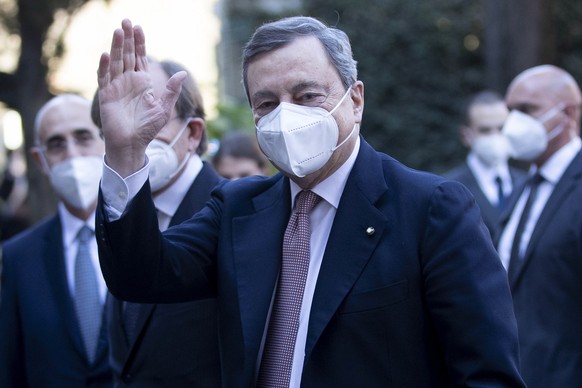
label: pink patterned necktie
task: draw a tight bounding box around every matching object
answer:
[257,190,322,387]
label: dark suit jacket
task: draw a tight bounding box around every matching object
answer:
[107,162,222,387]
[496,150,582,388]
[445,162,526,238]
[97,138,525,387]
[0,215,112,387]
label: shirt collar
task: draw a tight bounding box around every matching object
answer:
[536,136,582,184]
[467,152,512,184]
[58,202,96,247]
[154,154,203,218]
[290,136,361,209]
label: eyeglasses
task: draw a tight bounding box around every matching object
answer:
[41,130,99,156]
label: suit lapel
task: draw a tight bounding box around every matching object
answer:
[306,140,388,356]
[464,168,498,228]
[42,216,88,361]
[171,162,221,227]
[232,175,291,367]
[511,151,582,287]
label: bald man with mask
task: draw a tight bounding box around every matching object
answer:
[496,64,582,387]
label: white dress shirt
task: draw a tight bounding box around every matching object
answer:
[100,138,361,387]
[152,155,203,231]
[498,136,581,269]
[59,204,107,304]
[466,152,513,206]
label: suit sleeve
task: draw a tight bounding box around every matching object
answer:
[421,180,524,387]
[0,247,27,387]
[96,180,220,303]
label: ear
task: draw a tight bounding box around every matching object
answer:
[564,104,580,135]
[30,147,50,176]
[459,126,473,148]
[186,117,205,152]
[351,81,364,124]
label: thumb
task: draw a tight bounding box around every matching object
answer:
[161,71,188,116]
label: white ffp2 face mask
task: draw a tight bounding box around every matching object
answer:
[471,133,511,167]
[49,156,103,210]
[255,87,355,177]
[145,122,190,192]
[502,104,565,161]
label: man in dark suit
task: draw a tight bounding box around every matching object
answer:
[496,64,582,387]
[445,90,526,237]
[91,59,221,387]
[94,18,525,386]
[0,94,112,387]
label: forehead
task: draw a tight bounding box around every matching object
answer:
[38,99,96,141]
[469,102,508,126]
[246,36,342,97]
[506,73,555,109]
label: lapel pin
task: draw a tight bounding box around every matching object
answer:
[366,226,375,236]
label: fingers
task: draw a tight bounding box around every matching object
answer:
[134,25,148,72]
[109,28,124,80]
[97,52,110,88]
[122,19,136,73]
[105,19,145,83]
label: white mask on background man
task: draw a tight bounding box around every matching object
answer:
[502,104,565,161]
[49,156,103,210]
[471,133,511,167]
[146,122,190,192]
[256,87,356,177]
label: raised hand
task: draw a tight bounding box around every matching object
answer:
[97,19,186,177]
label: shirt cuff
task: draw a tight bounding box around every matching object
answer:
[100,155,149,220]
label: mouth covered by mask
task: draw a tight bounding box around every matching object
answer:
[145,121,190,192]
[471,133,511,167]
[501,104,565,161]
[49,156,103,210]
[256,87,357,177]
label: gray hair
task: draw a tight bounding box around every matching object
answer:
[242,16,358,102]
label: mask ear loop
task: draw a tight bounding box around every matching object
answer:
[328,85,354,116]
[538,103,567,142]
[538,102,566,124]
[330,85,357,152]
[167,119,194,180]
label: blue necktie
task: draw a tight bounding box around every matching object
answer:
[495,176,505,208]
[507,173,544,282]
[74,226,102,363]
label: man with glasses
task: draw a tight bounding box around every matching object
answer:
[0,94,112,387]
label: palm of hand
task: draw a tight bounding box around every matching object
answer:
[100,70,168,152]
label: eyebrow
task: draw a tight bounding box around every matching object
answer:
[290,81,327,94]
[507,102,538,112]
[251,81,330,102]
[44,128,96,142]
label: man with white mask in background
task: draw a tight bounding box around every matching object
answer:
[495,64,582,388]
[0,94,113,387]
[446,90,526,238]
[91,58,222,387]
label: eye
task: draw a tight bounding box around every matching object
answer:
[254,101,278,117]
[45,138,67,154]
[296,93,326,106]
